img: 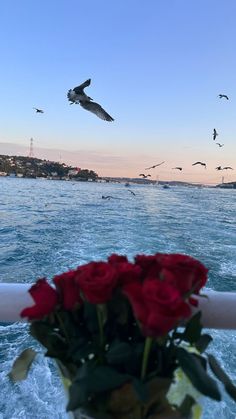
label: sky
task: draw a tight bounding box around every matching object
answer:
[0,0,236,184]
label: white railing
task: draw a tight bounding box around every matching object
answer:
[0,283,236,329]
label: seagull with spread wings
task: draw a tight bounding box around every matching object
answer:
[218,94,229,100]
[67,79,114,121]
[145,161,165,170]
[102,195,115,200]
[216,143,224,147]
[139,174,151,178]
[213,129,218,141]
[127,189,136,196]
[172,167,183,171]
[33,108,44,113]
[192,162,207,169]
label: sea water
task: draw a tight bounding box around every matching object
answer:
[0,177,235,418]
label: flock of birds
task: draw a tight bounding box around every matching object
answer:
[210,95,233,170]
[33,80,233,179]
[210,98,233,170]
[137,94,233,177]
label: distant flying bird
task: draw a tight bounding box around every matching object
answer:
[192,162,207,169]
[218,94,229,100]
[67,79,114,121]
[127,189,136,196]
[33,108,44,113]
[222,166,233,170]
[102,195,114,200]
[172,167,182,171]
[213,129,218,141]
[139,174,151,178]
[215,166,222,171]
[216,143,224,147]
[145,161,165,170]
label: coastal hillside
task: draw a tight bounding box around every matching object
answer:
[0,155,98,181]
[216,181,236,189]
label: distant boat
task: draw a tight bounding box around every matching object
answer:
[162,184,170,189]
[124,182,130,187]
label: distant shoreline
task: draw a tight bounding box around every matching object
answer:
[0,154,235,188]
[1,174,236,189]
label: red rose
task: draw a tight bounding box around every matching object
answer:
[155,253,208,295]
[108,254,142,286]
[122,282,147,324]
[53,270,83,310]
[143,279,191,335]
[76,261,118,304]
[134,254,162,279]
[123,279,191,337]
[108,254,129,264]
[21,278,59,320]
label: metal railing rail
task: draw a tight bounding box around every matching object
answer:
[0,284,236,329]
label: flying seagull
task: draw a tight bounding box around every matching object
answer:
[139,174,151,178]
[222,166,233,170]
[145,161,165,170]
[172,167,182,171]
[213,129,218,141]
[218,94,229,100]
[67,79,114,121]
[68,79,92,102]
[102,195,114,200]
[192,162,207,169]
[33,108,44,113]
[216,143,224,147]
[127,189,136,196]
[215,166,222,171]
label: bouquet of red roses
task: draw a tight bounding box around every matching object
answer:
[10,253,236,418]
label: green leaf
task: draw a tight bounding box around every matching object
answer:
[67,381,89,411]
[106,341,133,365]
[192,353,207,370]
[30,321,52,345]
[87,366,131,393]
[208,354,236,401]
[177,347,221,401]
[8,348,37,382]
[56,310,79,338]
[67,363,131,412]
[83,302,99,334]
[195,334,213,353]
[107,292,129,325]
[178,394,196,417]
[68,338,97,361]
[183,312,202,344]
[67,362,95,410]
[30,322,68,358]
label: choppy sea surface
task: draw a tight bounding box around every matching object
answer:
[0,177,236,418]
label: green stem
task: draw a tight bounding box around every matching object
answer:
[141,336,153,380]
[55,312,71,344]
[96,306,104,348]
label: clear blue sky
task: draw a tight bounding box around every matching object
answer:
[0,0,236,182]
